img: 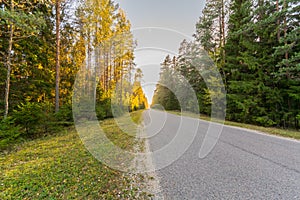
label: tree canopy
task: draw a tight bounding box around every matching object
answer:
[152,0,299,128]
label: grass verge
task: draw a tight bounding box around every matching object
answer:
[167,110,300,140]
[0,110,150,199]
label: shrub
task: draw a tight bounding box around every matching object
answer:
[254,116,276,127]
[73,96,97,121]
[39,101,63,133]
[54,104,73,122]
[12,102,44,137]
[0,117,21,150]
[95,102,106,120]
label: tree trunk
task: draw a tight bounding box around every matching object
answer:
[87,30,92,97]
[283,0,288,60]
[276,0,280,42]
[219,0,226,83]
[55,0,61,113]
[4,0,14,118]
[109,44,112,89]
[221,0,226,59]
[105,50,109,92]
[120,62,123,106]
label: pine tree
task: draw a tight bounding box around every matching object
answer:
[224,0,258,123]
[0,0,46,118]
[273,0,300,128]
[130,68,148,111]
[55,0,61,113]
[152,55,180,110]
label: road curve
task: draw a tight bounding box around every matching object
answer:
[143,109,300,199]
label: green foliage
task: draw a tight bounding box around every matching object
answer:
[154,0,299,129]
[11,102,68,139]
[152,85,180,111]
[0,2,46,34]
[254,116,276,127]
[1,100,74,149]
[152,55,181,111]
[152,46,214,115]
[54,104,73,122]
[0,117,21,150]
[222,0,300,128]
[12,102,45,137]
[0,0,56,117]
[0,113,149,199]
[95,102,107,120]
[95,100,125,120]
[96,99,113,119]
[78,0,139,115]
[0,0,148,151]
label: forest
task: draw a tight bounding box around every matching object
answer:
[0,0,148,149]
[0,0,299,149]
[1,0,299,198]
[152,0,300,129]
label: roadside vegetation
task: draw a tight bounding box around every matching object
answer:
[1,0,299,197]
[0,0,148,151]
[152,0,299,130]
[0,0,149,198]
[167,110,300,140]
[0,110,151,199]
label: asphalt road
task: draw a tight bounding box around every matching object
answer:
[143,109,300,199]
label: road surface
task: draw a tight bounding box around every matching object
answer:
[143,109,300,199]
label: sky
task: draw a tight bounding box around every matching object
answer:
[114,0,206,104]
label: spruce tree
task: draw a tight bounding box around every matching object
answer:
[224,0,257,123]
[273,0,300,128]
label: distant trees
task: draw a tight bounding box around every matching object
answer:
[0,0,148,147]
[0,0,147,118]
[130,68,148,111]
[0,0,46,118]
[153,0,299,128]
[76,0,147,117]
[55,0,61,113]
[152,55,180,111]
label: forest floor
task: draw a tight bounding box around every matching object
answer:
[168,110,300,140]
[0,110,152,199]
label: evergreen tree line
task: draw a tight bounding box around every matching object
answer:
[0,0,147,149]
[152,0,299,128]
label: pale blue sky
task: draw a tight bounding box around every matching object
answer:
[115,0,205,103]
[115,0,205,35]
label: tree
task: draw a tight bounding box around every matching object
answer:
[273,0,300,127]
[55,0,61,113]
[152,0,299,128]
[194,0,228,79]
[223,0,299,127]
[0,0,46,118]
[76,0,140,116]
[152,55,180,111]
[223,0,257,123]
[130,68,148,111]
[3,0,14,118]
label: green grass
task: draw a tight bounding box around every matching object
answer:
[0,110,149,199]
[168,110,300,140]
